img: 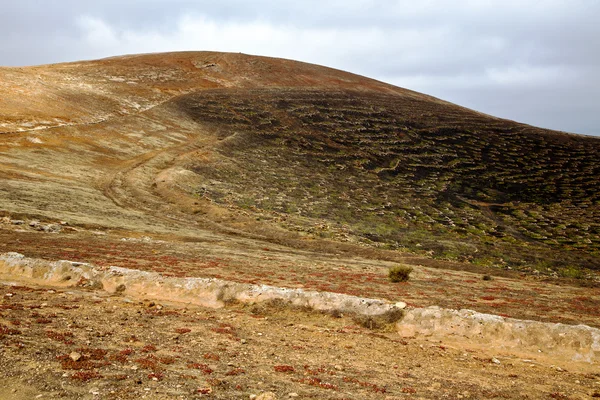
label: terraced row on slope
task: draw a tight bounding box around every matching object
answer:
[173,88,600,272]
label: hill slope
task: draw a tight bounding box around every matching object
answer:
[2,51,600,399]
[1,52,599,276]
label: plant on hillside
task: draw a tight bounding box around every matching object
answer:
[388,265,413,282]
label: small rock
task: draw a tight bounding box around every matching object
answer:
[5,293,14,298]
[256,393,277,400]
[11,220,25,225]
[249,395,257,400]
[69,352,82,362]
[334,365,344,371]
[288,393,299,398]
[492,358,501,364]
[43,224,62,233]
[29,220,40,227]
[394,301,407,309]
[241,339,247,344]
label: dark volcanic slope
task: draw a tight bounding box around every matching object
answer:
[175,87,600,272]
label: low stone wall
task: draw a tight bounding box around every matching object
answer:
[0,252,400,317]
[1,252,598,366]
[398,306,600,364]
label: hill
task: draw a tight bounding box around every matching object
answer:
[1,51,598,275]
[1,52,600,398]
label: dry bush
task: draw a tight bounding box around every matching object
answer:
[388,265,413,282]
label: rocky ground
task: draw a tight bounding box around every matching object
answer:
[2,280,600,400]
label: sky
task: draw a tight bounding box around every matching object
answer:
[1,0,599,136]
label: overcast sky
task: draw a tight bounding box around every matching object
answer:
[2,0,598,136]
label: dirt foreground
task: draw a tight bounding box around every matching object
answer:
[1,279,600,400]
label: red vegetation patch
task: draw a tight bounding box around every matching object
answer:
[135,355,160,371]
[148,372,164,381]
[0,324,21,337]
[110,348,135,363]
[210,323,236,336]
[203,352,220,361]
[46,330,75,344]
[59,358,102,371]
[77,347,108,360]
[120,348,135,356]
[141,344,157,352]
[71,371,102,382]
[0,304,24,310]
[274,365,295,373]
[187,363,213,375]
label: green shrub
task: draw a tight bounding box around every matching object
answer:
[388,265,413,282]
[558,265,585,279]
